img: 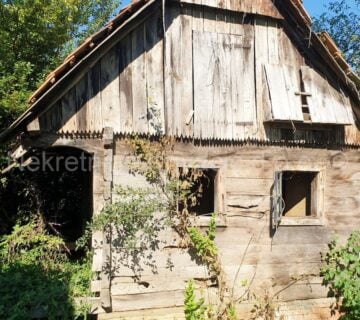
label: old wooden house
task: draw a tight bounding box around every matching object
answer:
[1,0,360,318]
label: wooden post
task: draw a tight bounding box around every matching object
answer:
[101,127,114,310]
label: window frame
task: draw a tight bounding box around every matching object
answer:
[175,160,226,227]
[273,164,326,226]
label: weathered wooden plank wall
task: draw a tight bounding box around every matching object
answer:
[104,140,360,314]
[35,3,359,144]
[180,0,283,20]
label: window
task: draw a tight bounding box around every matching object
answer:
[272,168,325,227]
[179,168,218,216]
[282,171,317,217]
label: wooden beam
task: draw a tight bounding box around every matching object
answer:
[101,127,114,310]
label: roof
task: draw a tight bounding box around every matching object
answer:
[28,0,151,105]
[0,0,359,144]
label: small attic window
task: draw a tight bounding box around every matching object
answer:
[178,168,218,216]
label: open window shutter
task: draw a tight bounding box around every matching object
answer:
[300,66,354,125]
[272,171,284,229]
[264,64,303,122]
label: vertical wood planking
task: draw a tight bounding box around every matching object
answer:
[61,87,77,132]
[132,24,148,133]
[254,17,270,139]
[264,64,303,121]
[266,20,279,64]
[255,0,283,19]
[328,85,354,124]
[217,33,232,139]
[39,108,52,131]
[230,12,245,139]
[302,66,354,125]
[242,24,256,130]
[145,14,165,135]
[203,7,216,33]
[87,62,103,132]
[193,19,257,140]
[119,35,133,133]
[76,75,88,131]
[52,101,63,131]
[264,65,286,120]
[279,28,304,68]
[202,0,218,9]
[100,47,121,130]
[164,4,181,136]
[282,65,303,120]
[181,0,283,19]
[192,5,204,32]
[301,67,332,124]
[216,11,229,139]
[180,6,194,137]
[193,31,217,138]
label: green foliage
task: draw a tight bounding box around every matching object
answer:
[0,263,74,320]
[226,304,238,320]
[78,185,167,250]
[312,0,360,74]
[207,213,216,242]
[77,184,169,275]
[184,280,207,320]
[188,213,218,265]
[0,220,92,319]
[0,219,66,267]
[0,0,120,132]
[0,61,33,128]
[321,231,360,319]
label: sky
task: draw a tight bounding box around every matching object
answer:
[121,0,358,16]
[302,0,328,16]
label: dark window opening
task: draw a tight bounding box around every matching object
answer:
[282,171,317,218]
[179,168,218,216]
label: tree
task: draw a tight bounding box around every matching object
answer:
[312,0,360,75]
[0,0,120,131]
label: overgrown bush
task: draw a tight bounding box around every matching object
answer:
[321,231,360,319]
[0,219,92,320]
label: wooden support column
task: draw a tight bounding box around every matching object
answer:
[101,127,114,310]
